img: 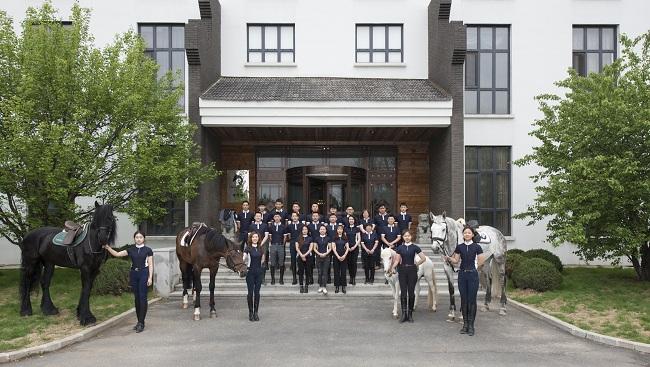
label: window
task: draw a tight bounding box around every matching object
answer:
[572,26,617,76]
[142,199,185,236]
[465,25,510,114]
[465,146,511,235]
[138,24,185,108]
[247,24,295,63]
[356,24,403,63]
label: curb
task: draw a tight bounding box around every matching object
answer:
[0,297,162,364]
[509,299,650,355]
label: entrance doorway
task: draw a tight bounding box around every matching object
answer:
[287,166,366,214]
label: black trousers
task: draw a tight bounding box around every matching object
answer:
[130,268,149,325]
[362,250,375,281]
[398,265,418,307]
[333,257,348,287]
[297,256,313,285]
[458,270,479,306]
[246,269,263,301]
[347,248,359,282]
[316,255,330,287]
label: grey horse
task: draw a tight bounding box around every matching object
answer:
[429,212,508,320]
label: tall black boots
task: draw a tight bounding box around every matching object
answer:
[467,303,476,336]
[399,297,408,323]
[270,266,276,285]
[291,264,297,285]
[407,296,415,323]
[253,296,260,321]
[460,301,469,334]
[279,266,285,285]
[247,295,254,322]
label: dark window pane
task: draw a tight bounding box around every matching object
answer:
[465,146,478,170]
[480,211,494,228]
[494,147,510,169]
[572,28,584,51]
[479,147,493,169]
[496,173,509,208]
[495,211,510,235]
[258,157,283,168]
[370,182,395,212]
[573,52,586,75]
[479,172,493,208]
[465,173,479,207]
[465,52,477,87]
[465,211,480,224]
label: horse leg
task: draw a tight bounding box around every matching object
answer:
[40,262,59,315]
[192,266,202,321]
[209,266,217,318]
[444,264,457,321]
[392,280,400,319]
[413,276,421,310]
[499,264,508,316]
[19,259,41,317]
[427,267,437,312]
[180,262,192,309]
[77,267,99,326]
[482,260,492,312]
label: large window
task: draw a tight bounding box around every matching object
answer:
[572,25,617,76]
[355,24,403,63]
[247,24,295,63]
[138,24,185,108]
[465,146,511,235]
[141,199,185,236]
[465,25,510,114]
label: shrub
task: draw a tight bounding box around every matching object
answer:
[524,248,563,273]
[506,248,525,257]
[93,258,132,295]
[511,258,562,291]
[506,253,525,278]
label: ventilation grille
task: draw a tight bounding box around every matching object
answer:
[452,48,465,65]
[438,3,451,20]
[186,49,200,65]
[198,0,212,19]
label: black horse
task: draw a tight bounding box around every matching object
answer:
[19,201,115,326]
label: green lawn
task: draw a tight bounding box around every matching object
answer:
[508,267,650,344]
[0,268,137,352]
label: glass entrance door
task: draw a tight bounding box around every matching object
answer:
[287,166,366,215]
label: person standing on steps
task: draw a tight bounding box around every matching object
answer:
[286,212,305,285]
[396,203,412,245]
[360,223,379,284]
[235,200,254,252]
[313,224,332,295]
[443,225,485,336]
[243,231,266,322]
[250,211,269,285]
[387,230,426,324]
[268,213,288,285]
[374,204,389,269]
[307,212,322,285]
[103,231,153,333]
[344,215,361,286]
[332,225,350,294]
[296,225,314,293]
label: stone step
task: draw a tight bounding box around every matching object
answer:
[173,280,456,292]
[168,287,479,299]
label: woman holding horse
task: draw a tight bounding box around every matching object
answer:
[387,230,426,323]
[313,224,332,295]
[443,225,485,336]
[243,231,266,321]
[296,225,314,293]
[332,225,349,294]
[104,231,153,333]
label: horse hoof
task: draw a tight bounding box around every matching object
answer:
[182,303,188,309]
[481,306,489,312]
[80,315,97,326]
[499,309,507,316]
[42,307,59,316]
[210,311,217,318]
[392,314,399,319]
[193,314,201,321]
[20,310,33,317]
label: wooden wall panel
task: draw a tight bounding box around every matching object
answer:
[397,144,430,228]
[219,145,256,210]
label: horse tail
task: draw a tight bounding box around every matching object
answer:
[490,259,502,301]
[20,251,43,295]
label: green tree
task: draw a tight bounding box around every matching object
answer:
[0,3,215,245]
[516,32,650,281]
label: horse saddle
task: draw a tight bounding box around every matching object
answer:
[53,222,89,247]
[182,222,206,247]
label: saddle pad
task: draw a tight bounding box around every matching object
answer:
[476,231,491,244]
[52,223,89,247]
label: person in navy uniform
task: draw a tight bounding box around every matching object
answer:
[250,212,269,285]
[235,200,254,251]
[295,225,313,293]
[387,230,426,323]
[269,199,289,224]
[343,205,357,224]
[306,212,322,284]
[290,201,309,224]
[286,212,304,285]
[103,231,153,333]
[360,223,379,284]
[268,213,288,285]
[380,215,401,284]
[257,202,271,224]
[328,205,343,224]
[396,202,412,237]
[243,231,266,321]
[313,224,332,295]
[325,213,340,284]
[374,204,389,268]
[359,209,375,235]
[344,215,361,286]
[331,225,350,294]
[310,202,325,223]
[443,225,486,336]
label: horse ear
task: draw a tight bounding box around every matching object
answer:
[429,211,434,221]
[442,211,447,219]
[95,201,100,208]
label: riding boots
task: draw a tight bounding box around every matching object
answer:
[291,265,298,285]
[247,295,254,322]
[399,297,408,323]
[467,303,476,336]
[253,297,260,321]
[407,295,415,323]
[279,266,285,285]
[270,266,276,285]
[460,301,469,334]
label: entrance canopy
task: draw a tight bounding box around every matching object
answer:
[199,76,453,128]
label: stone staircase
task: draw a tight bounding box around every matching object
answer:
[169,246,464,299]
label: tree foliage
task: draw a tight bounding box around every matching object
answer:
[0,3,216,245]
[515,31,650,281]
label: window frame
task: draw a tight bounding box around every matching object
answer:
[355,23,404,63]
[572,25,618,76]
[464,25,511,115]
[464,146,511,235]
[141,198,186,236]
[246,23,296,63]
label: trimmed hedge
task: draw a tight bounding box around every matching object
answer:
[511,258,562,292]
[506,253,525,279]
[506,248,525,257]
[524,248,563,273]
[94,258,132,295]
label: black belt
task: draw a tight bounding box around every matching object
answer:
[400,264,416,267]
[461,269,477,272]
[271,243,283,245]
[131,267,148,271]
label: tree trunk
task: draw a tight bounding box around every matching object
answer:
[640,243,650,281]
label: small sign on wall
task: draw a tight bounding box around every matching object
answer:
[226,170,249,202]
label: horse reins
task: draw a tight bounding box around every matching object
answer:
[432,220,458,273]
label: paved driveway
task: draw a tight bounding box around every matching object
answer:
[12,297,648,367]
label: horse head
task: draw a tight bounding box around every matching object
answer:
[92,201,116,246]
[429,213,447,252]
[380,247,396,279]
[225,246,248,278]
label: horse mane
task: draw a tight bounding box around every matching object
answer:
[91,204,117,245]
[204,227,230,253]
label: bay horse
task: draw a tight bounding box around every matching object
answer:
[176,225,247,320]
[380,247,437,319]
[429,212,508,321]
[19,201,115,326]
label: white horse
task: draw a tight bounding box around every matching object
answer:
[430,212,507,320]
[381,247,437,319]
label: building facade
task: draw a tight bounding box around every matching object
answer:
[1,0,648,265]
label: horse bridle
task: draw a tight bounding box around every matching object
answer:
[431,219,458,273]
